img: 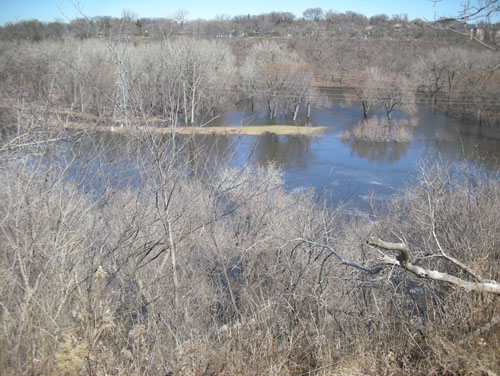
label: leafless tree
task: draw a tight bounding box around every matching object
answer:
[240,41,315,120]
[303,7,324,21]
[343,70,377,118]
[174,9,189,29]
[348,67,416,121]
[375,70,417,121]
[414,50,447,106]
[451,0,499,21]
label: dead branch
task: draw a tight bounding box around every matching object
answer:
[367,237,500,295]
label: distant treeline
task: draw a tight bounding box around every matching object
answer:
[1,8,500,44]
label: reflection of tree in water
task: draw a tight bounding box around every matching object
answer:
[428,124,500,170]
[176,134,233,175]
[253,133,313,169]
[344,139,410,164]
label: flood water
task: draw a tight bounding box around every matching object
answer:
[192,97,500,211]
[71,93,500,212]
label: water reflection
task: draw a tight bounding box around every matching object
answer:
[180,101,500,209]
[343,139,410,165]
[436,126,500,169]
[179,134,234,174]
[415,108,500,169]
[252,133,313,168]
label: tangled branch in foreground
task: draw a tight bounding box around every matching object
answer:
[367,237,500,295]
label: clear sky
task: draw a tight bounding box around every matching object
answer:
[0,0,480,25]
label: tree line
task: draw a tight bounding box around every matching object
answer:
[1,34,499,133]
[0,37,319,126]
[1,8,500,43]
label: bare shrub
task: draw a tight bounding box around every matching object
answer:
[2,108,499,375]
[343,116,416,142]
[0,119,342,374]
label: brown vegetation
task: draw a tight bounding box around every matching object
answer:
[1,102,500,375]
[343,116,417,143]
[1,26,499,129]
[1,9,500,374]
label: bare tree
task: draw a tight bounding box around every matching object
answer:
[303,7,324,21]
[343,70,377,118]
[286,63,317,120]
[171,39,235,125]
[375,70,417,121]
[414,51,447,106]
[350,67,416,121]
[174,9,189,29]
[240,41,314,120]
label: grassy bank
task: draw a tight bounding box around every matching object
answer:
[64,122,327,136]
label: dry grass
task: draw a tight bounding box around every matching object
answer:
[62,121,326,136]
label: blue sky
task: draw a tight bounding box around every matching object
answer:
[0,0,477,25]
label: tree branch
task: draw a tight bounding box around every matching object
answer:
[367,237,500,295]
[293,238,381,274]
[431,227,484,282]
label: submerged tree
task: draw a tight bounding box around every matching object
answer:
[374,70,417,121]
[240,41,316,120]
[413,51,448,107]
[343,70,377,118]
[344,67,417,142]
[348,67,416,121]
[126,39,235,126]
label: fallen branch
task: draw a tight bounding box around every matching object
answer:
[367,237,500,295]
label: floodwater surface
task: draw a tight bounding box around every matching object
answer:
[194,98,500,211]
[69,95,500,212]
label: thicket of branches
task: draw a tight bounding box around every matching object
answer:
[1,106,499,374]
[0,38,236,126]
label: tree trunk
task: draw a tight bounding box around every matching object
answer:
[167,213,179,309]
[190,86,196,124]
[183,81,188,125]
